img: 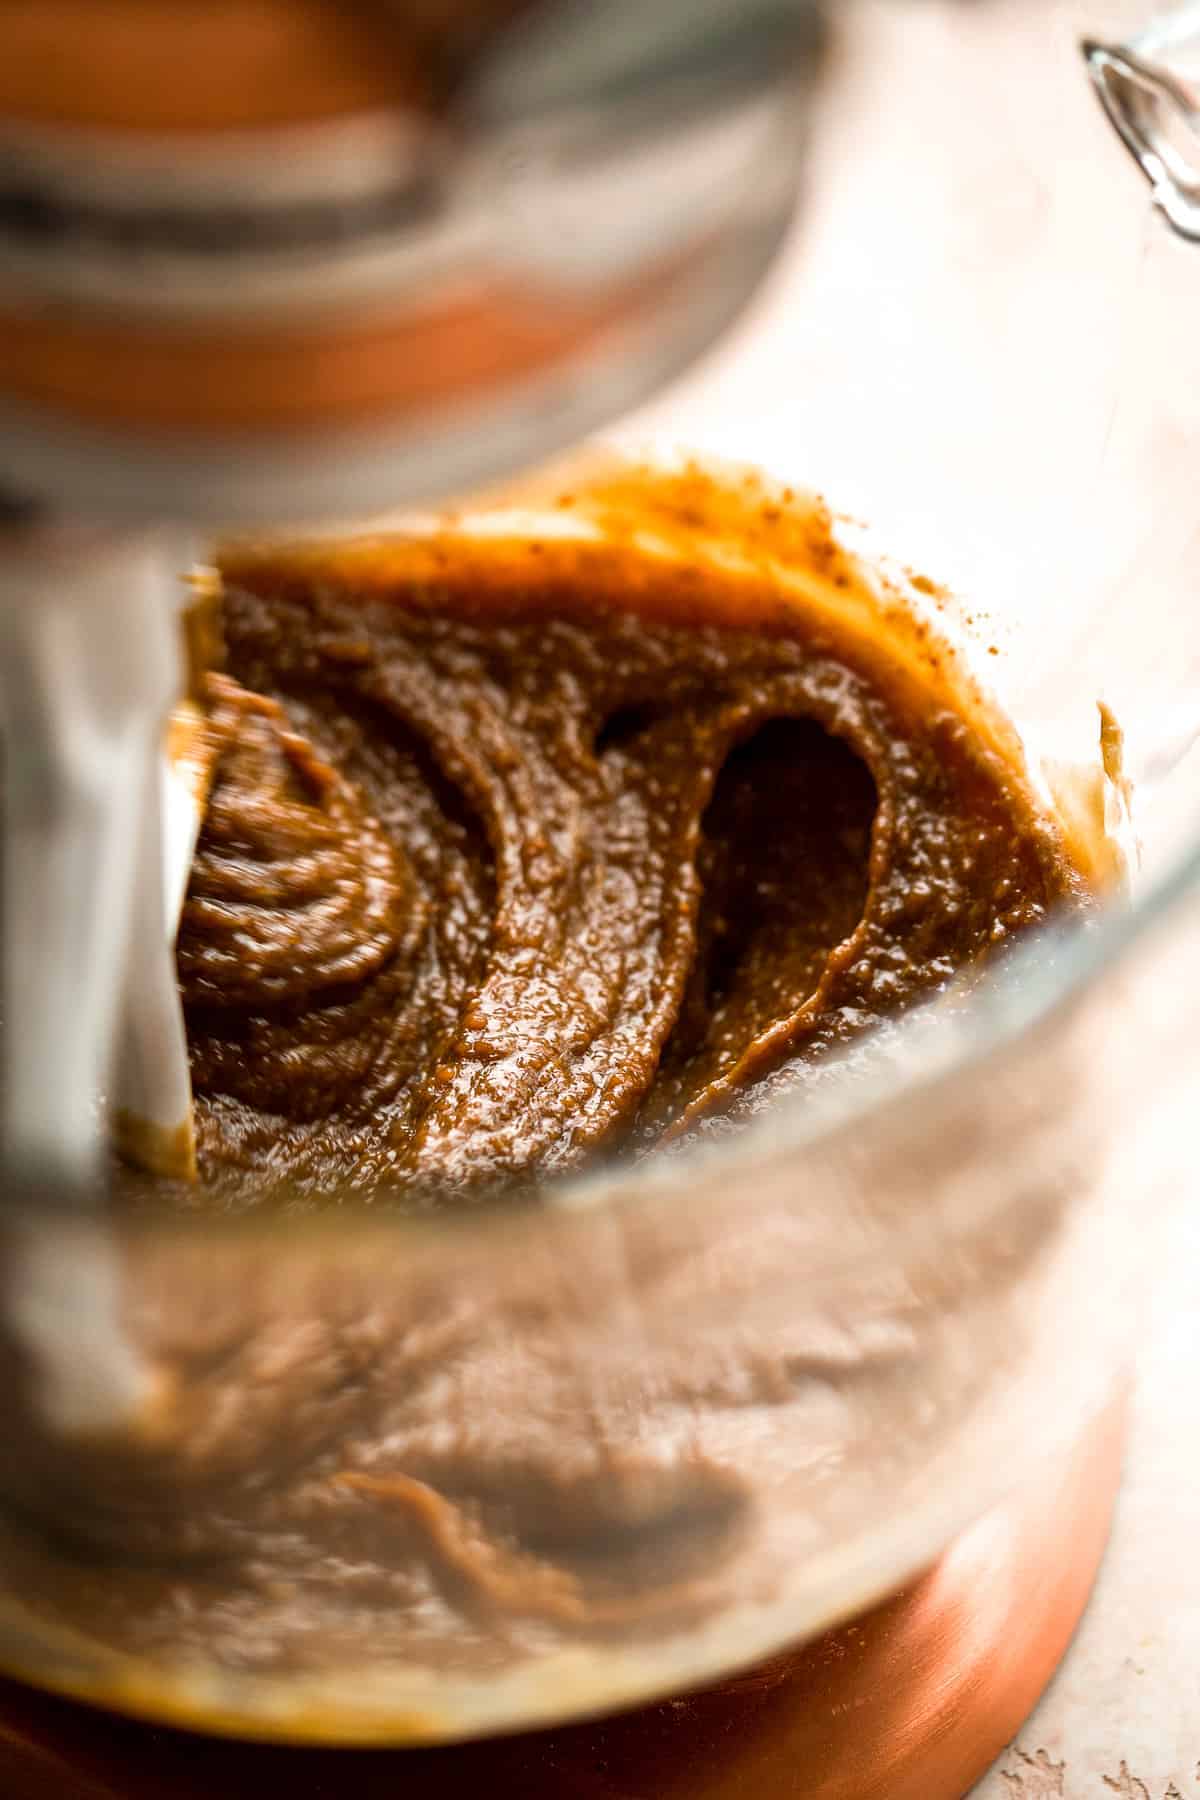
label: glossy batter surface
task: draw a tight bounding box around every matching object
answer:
[143,544,1081,1212]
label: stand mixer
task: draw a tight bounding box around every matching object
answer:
[0,4,1189,1798]
[0,0,823,1252]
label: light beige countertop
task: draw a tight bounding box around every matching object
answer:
[974,1185,1200,1799]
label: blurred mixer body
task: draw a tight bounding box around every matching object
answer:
[0,0,824,521]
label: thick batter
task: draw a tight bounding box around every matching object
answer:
[135,523,1085,1211]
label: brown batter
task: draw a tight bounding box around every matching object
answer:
[0,479,1096,1724]
[131,522,1085,1212]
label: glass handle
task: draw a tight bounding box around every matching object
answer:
[1083,4,1200,240]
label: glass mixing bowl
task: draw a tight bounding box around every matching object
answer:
[1,0,1198,1756]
